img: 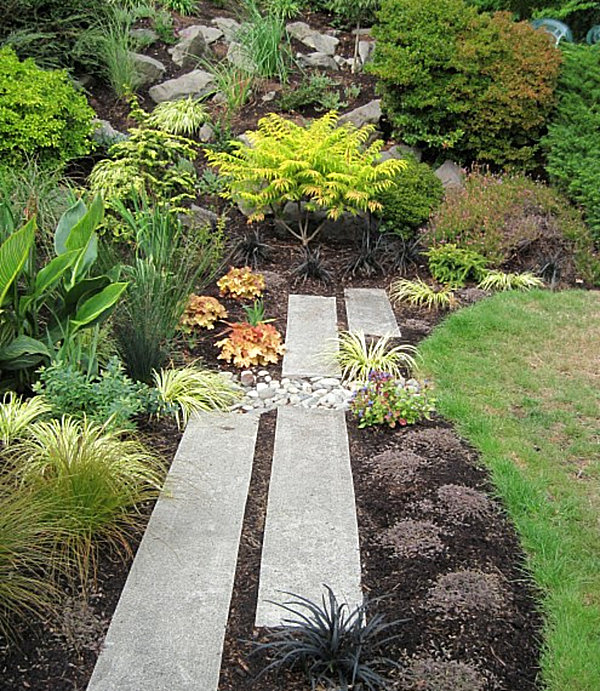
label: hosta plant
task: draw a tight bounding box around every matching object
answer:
[478,271,544,292]
[254,585,401,690]
[152,365,242,428]
[351,370,435,429]
[389,278,458,311]
[216,322,285,368]
[179,295,228,333]
[205,111,405,246]
[217,266,265,300]
[332,331,418,384]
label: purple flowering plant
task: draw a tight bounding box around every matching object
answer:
[350,370,435,429]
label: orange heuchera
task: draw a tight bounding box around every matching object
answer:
[215,322,285,368]
[179,295,228,333]
[217,266,265,300]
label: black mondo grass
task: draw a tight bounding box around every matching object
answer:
[231,228,271,268]
[291,246,332,283]
[253,586,404,690]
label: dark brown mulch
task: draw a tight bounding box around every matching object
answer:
[214,414,543,691]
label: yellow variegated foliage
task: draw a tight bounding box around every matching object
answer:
[205,111,407,246]
[217,266,265,300]
[215,322,285,368]
[179,295,228,333]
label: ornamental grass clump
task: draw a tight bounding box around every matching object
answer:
[350,371,435,429]
[12,416,164,585]
[0,393,50,447]
[0,484,60,639]
[477,270,544,292]
[146,97,209,137]
[333,331,418,384]
[152,365,242,428]
[389,278,458,311]
[205,111,406,246]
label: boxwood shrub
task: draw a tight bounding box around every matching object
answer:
[374,156,444,238]
[0,47,94,168]
[369,0,562,169]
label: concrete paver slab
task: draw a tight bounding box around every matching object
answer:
[282,294,341,378]
[255,407,362,627]
[344,288,400,337]
[86,412,259,691]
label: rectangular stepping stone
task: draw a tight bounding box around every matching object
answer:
[255,407,362,627]
[87,412,259,691]
[282,294,341,378]
[344,287,401,337]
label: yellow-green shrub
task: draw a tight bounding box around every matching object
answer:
[0,47,94,167]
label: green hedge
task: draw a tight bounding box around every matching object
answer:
[543,45,600,244]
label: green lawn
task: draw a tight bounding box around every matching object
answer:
[419,290,600,691]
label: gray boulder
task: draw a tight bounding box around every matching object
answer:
[130,53,166,87]
[296,52,339,71]
[435,160,464,189]
[91,119,127,147]
[286,21,339,56]
[190,204,218,227]
[379,143,423,163]
[358,40,375,66]
[338,99,382,128]
[195,25,224,44]
[227,42,255,72]
[211,17,241,42]
[169,26,210,68]
[148,69,215,103]
[198,123,215,143]
[286,21,313,42]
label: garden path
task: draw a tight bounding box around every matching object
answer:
[86,413,260,691]
[86,290,400,691]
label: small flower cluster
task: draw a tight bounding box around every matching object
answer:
[350,370,435,429]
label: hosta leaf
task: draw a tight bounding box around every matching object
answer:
[70,281,128,329]
[0,218,35,306]
[0,335,50,371]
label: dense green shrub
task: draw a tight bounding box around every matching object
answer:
[0,47,94,168]
[32,357,160,429]
[374,156,443,238]
[425,244,489,287]
[369,0,561,168]
[468,0,600,39]
[425,170,600,285]
[543,45,600,243]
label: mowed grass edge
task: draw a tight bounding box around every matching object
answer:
[418,290,600,691]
